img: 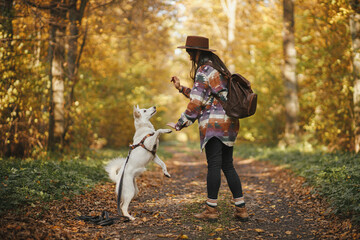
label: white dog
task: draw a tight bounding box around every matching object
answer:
[105,105,172,221]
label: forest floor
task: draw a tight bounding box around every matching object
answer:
[0,145,359,240]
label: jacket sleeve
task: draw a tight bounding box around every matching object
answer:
[175,72,209,130]
[180,86,191,99]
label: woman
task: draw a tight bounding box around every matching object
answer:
[167,36,249,221]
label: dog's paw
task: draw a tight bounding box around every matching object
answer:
[164,172,171,178]
[124,216,136,221]
[159,129,172,134]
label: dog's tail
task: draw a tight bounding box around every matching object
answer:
[104,157,126,183]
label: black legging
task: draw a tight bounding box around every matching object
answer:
[205,137,243,200]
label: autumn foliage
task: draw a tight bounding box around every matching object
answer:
[1,0,360,157]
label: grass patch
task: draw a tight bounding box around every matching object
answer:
[234,143,360,224]
[0,148,128,215]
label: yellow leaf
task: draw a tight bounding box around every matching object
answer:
[285,231,292,235]
[254,229,264,233]
[180,234,188,239]
[215,228,223,232]
[157,234,174,238]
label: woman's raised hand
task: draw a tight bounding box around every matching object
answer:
[170,76,181,90]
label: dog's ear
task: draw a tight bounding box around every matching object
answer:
[133,105,141,118]
[136,105,139,110]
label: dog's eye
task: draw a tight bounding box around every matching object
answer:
[144,110,146,112]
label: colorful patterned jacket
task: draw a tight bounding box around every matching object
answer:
[175,64,239,150]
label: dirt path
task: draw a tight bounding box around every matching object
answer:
[1,145,358,239]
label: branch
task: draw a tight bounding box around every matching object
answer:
[79,0,89,22]
[23,0,75,10]
[23,0,57,10]
[90,0,119,11]
[76,21,88,73]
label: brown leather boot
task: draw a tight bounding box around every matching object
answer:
[234,206,249,222]
[194,204,218,221]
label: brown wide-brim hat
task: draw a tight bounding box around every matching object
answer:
[177,36,216,52]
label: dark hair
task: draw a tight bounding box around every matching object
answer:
[186,49,231,81]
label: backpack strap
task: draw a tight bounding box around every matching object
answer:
[203,61,231,80]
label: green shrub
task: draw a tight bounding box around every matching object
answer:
[0,148,128,214]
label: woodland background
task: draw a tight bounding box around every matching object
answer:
[1,0,360,157]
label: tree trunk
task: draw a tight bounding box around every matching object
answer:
[282,0,299,144]
[220,0,237,73]
[350,0,360,153]
[48,0,67,151]
[65,0,88,138]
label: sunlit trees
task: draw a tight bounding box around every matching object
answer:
[1,1,50,157]
[76,0,176,148]
[296,0,353,150]
[0,0,18,157]
[179,0,357,151]
[1,0,360,157]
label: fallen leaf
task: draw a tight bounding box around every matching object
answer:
[157,234,175,238]
[285,231,292,235]
[51,225,61,230]
[255,229,264,233]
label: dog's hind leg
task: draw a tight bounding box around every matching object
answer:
[134,178,139,197]
[153,154,171,178]
[121,175,136,221]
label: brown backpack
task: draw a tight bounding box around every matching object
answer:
[220,73,257,119]
[207,63,257,119]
